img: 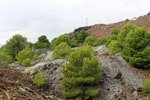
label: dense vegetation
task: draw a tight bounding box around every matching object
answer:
[61,45,102,100]
[52,42,71,59]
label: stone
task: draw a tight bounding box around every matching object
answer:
[114,72,122,79]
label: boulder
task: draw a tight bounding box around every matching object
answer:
[114,72,122,79]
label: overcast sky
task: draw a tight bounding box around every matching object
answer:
[0,0,150,46]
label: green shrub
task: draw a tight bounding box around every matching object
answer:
[73,30,89,43]
[121,27,150,69]
[105,34,117,47]
[97,37,107,46]
[0,51,12,67]
[111,28,120,35]
[4,34,28,58]
[51,35,70,49]
[52,42,71,59]
[61,45,102,100]
[26,68,35,75]
[34,35,50,49]
[70,39,79,47]
[22,58,31,67]
[84,36,97,47]
[16,48,38,67]
[33,55,38,61]
[32,72,47,87]
[108,40,121,55]
[141,79,150,96]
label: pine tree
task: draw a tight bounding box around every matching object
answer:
[61,45,102,100]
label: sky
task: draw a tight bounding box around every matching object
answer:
[0,0,150,46]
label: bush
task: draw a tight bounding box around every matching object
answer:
[34,35,50,49]
[32,72,47,87]
[111,28,120,35]
[97,37,107,46]
[22,58,31,67]
[84,36,97,47]
[117,22,136,48]
[26,68,35,75]
[51,35,70,49]
[108,40,121,55]
[70,39,79,47]
[141,79,150,96]
[4,34,27,58]
[73,30,89,43]
[16,48,38,67]
[121,27,150,69]
[52,42,71,59]
[0,51,12,67]
[105,34,117,47]
[61,45,102,100]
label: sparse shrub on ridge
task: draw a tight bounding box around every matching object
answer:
[73,30,89,43]
[51,35,70,49]
[34,35,50,49]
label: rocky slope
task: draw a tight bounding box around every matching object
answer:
[1,46,150,100]
[94,46,149,100]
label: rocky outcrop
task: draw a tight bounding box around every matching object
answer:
[96,46,145,100]
[25,59,66,98]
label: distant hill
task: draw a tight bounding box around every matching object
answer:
[70,12,150,38]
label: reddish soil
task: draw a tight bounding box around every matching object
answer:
[0,67,51,100]
[72,12,150,39]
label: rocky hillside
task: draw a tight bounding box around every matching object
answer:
[71,12,150,38]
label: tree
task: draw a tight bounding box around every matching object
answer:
[16,48,38,67]
[74,30,89,43]
[108,40,121,55]
[51,35,70,49]
[117,22,136,49]
[84,36,97,47]
[5,34,27,58]
[105,34,117,47]
[61,45,102,100]
[111,28,120,35]
[52,42,71,59]
[97,37,107,46]
[34,35,50,49]
[0,51,12,67]
[121,27,150,69]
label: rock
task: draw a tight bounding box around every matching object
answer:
[5,92,11,100]
[44,51,53,61]
[19,87,26,92]
[114,72,122,79]
[137,87,142,93]
[93,45,108,54]
[0,95,4,98]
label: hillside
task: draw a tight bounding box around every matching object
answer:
[72,12,150,38]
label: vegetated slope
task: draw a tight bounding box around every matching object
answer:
[0,67,53,100]
[72,12,150,38]
[94,46,150,100]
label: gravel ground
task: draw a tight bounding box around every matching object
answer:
[94,46,146,100]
